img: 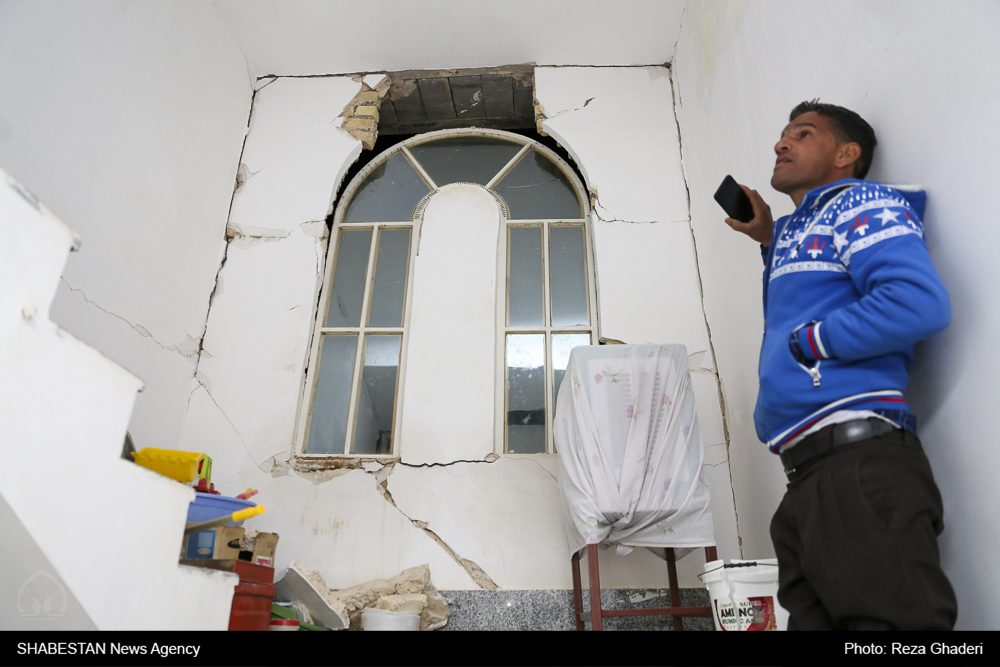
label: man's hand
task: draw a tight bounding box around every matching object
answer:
[725,185,773,247]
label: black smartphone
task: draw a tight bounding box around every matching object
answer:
[714,175,754,223]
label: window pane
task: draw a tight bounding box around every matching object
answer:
[306,335,359,454]
[549,225,589,326]
[352,335,401,455]
[325,228,372,327]
[343,153,430,223]
[408,136,523,187]
[368,228,411,327]
[507,334,546,454]
[553,333,590,406]
[508,226,544,326]
[493,149,583,220]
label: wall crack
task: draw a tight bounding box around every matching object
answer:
[365,463,499,590]
[61,278,199,361]
[396,454,500,469]
[668,66,742,557]
[193,374,267,473]
[591,195,666,225]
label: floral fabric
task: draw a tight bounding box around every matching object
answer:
[554,344,715,555]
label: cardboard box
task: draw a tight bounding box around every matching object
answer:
[248,532,278,567]
[182,525,243,560]
[181,525,279,566]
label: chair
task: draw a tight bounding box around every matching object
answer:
[554,344,717,631]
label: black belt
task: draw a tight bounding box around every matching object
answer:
[780,418,900,476]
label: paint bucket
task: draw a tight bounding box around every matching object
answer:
[361,608,420,631]
[700,558,787,631]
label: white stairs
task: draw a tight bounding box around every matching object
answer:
[0,169,237,630]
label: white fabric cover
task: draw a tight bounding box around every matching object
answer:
[555,344,715,555]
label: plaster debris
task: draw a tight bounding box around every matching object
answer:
[276,561,350,630]
[376,593,428,612]
[329,564,450,631]
[338,78,391,150]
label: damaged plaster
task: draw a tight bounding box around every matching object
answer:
[177,69,739,593]
[363,460,497,590]
[337,74,390,150]
[179,76,358,468]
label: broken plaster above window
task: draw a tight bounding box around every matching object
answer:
[338,75,391,150]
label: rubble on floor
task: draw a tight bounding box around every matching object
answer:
[276,561,449,630]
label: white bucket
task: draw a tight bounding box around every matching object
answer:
[700,558,788,631]
[361,607,421,631]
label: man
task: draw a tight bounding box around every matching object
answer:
[725,100,957,630]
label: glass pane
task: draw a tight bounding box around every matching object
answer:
[325,228,372,327]
[493,149,583,220]
[507,334,546,454]
[343,153,430,223]
[508,226,544,326]
[306,335,359,454]
[549,225,590,326]
[352,335,401,455]
[368,228,411,327]
[553,333,590,405]
[408,136,523,187]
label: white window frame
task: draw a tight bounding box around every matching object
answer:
[293,128,598,461]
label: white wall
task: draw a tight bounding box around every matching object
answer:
[0,0,253,451]
[0,170,236,630]
[175,67,738,592]
[673,0,1000,629]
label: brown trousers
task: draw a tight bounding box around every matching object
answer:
[770,428,957,630]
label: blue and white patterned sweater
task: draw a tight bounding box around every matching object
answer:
[755,178,950,451]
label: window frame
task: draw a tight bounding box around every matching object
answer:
[293,128,598,461]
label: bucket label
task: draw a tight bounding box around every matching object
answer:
[736,596,777,631]
[714,599,739,631]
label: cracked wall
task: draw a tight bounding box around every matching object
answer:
[670,1,1000,628]
[176,67,740,592]
[0,2,254,452]
[534,66,740,570]
[178,76,362,467]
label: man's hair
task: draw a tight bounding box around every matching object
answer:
[790,100,877,179]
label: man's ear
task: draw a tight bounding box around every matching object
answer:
[836,142,862,172]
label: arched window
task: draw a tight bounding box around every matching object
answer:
[297,129,596,458]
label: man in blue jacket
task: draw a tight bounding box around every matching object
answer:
[725,100,957,630]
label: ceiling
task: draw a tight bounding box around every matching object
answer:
[212,0,686,77]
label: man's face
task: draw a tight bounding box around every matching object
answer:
[770,111,847,197]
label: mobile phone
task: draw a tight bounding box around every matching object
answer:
[714,175,755,223]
